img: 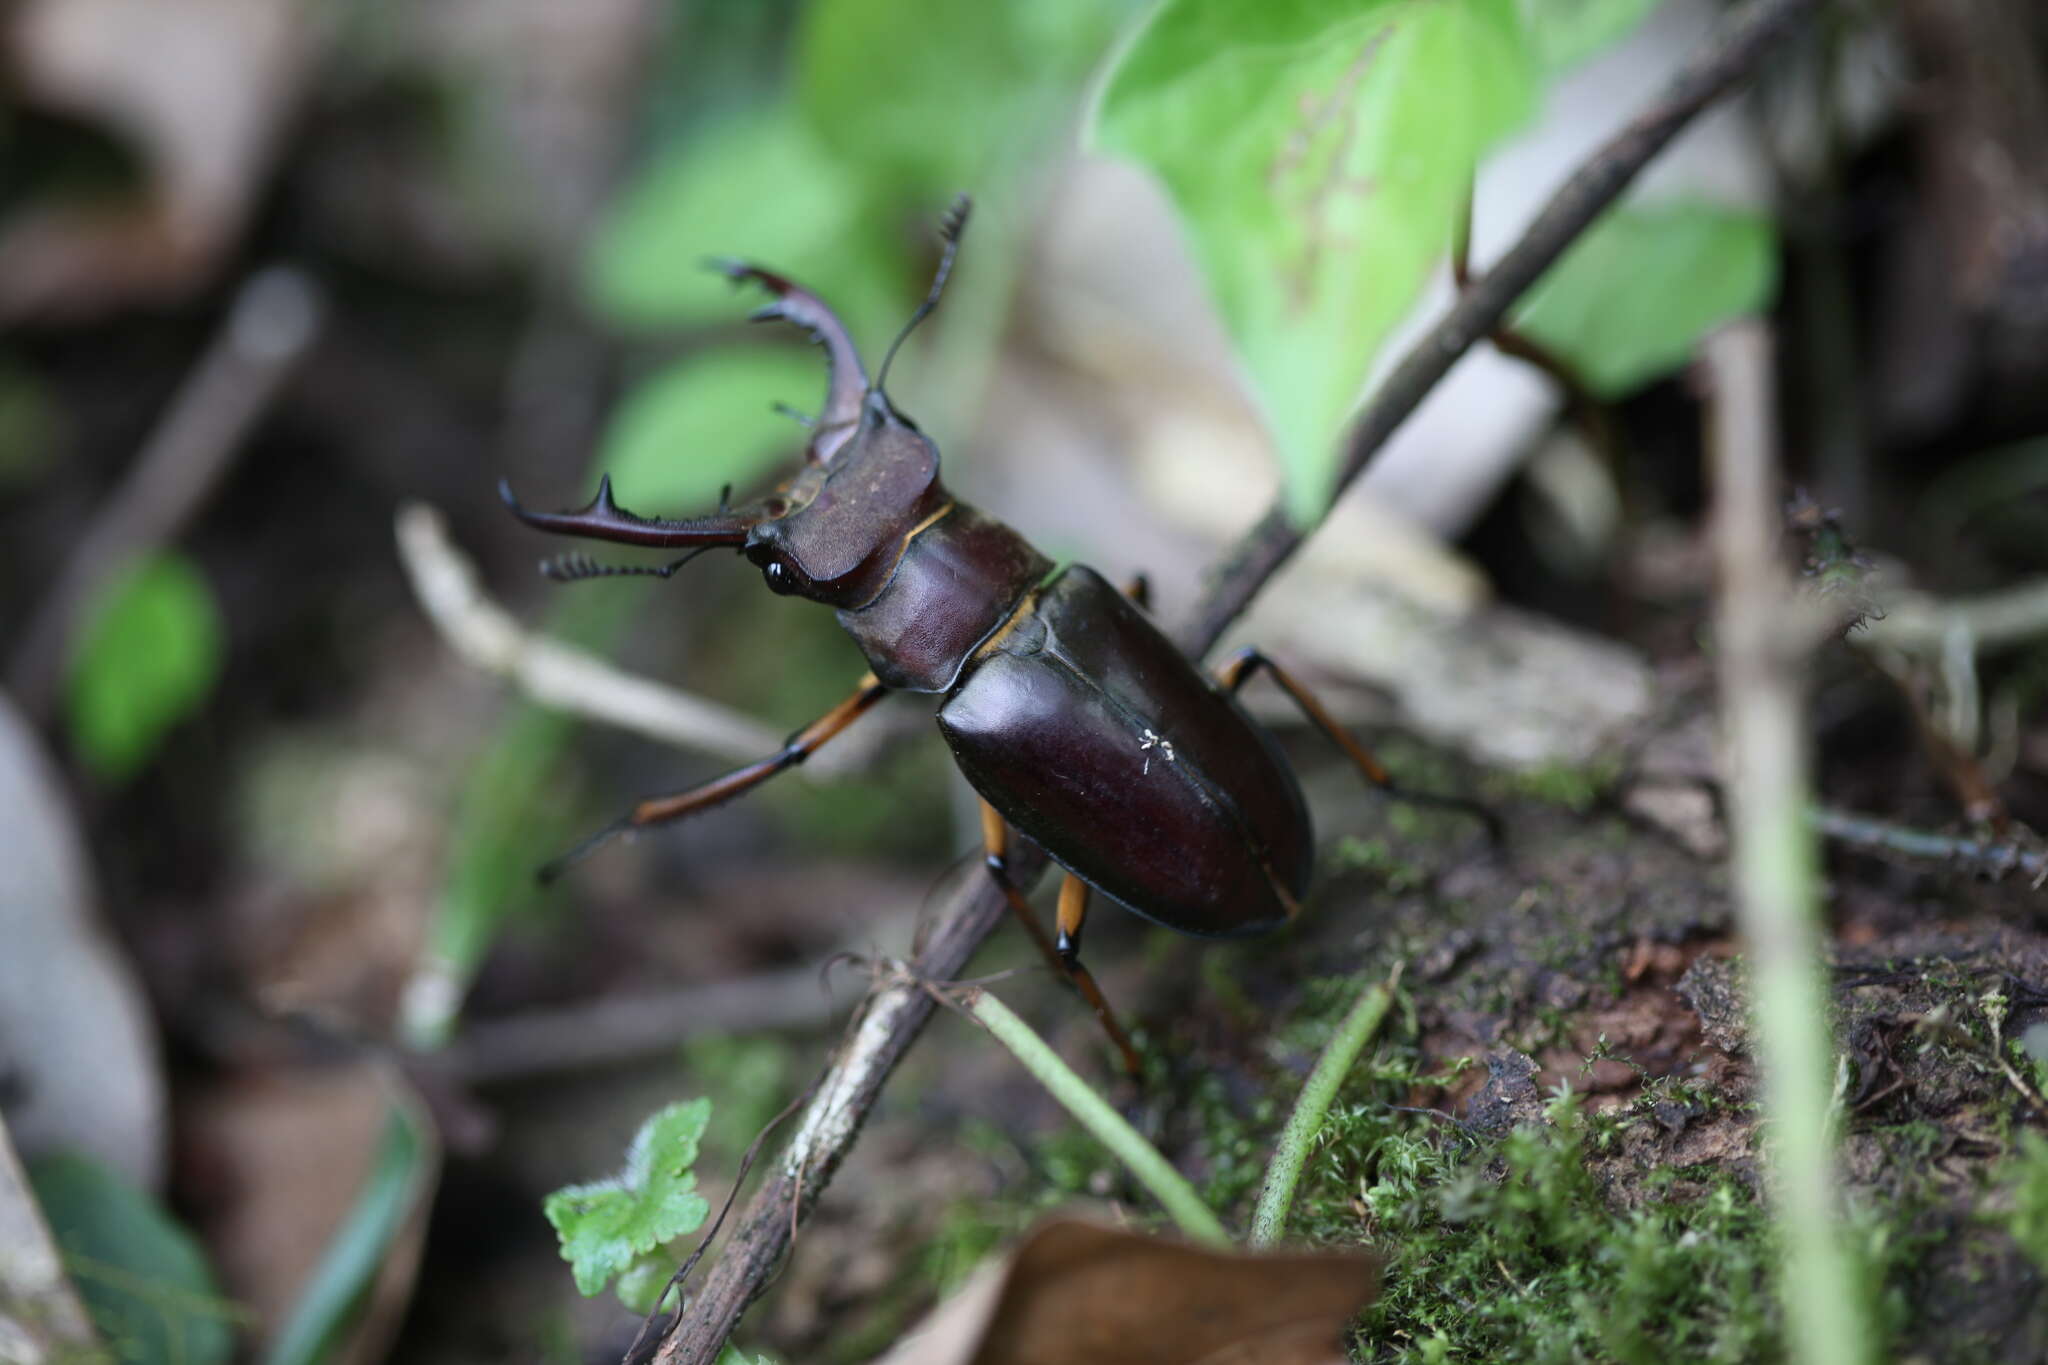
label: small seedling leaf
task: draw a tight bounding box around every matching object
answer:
[1093,0,1538,524]
[544,1098,713,1298]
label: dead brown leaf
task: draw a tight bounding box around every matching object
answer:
[873,1218,1379,1365]
[0,0,313,320]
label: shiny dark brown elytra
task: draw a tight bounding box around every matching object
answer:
[500,197,1496,1075]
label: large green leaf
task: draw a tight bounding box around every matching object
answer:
[545,1099,713,1299]
[29,1152,237,1365]
[65,551,225,781]
[584,104,906,338]
[596,348,820,515]
[1094,0,1539,523]
[1514,202,1777,398]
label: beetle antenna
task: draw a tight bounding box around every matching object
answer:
[872,194,971,398]
[537,815,635,886]
[541,545,722,583]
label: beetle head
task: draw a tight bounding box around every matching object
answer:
[503,198,969,610]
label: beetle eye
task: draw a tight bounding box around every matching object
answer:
[764,560,793,594]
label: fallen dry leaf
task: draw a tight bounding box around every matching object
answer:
[873,1218,1379,1365]
[0,0,313,320]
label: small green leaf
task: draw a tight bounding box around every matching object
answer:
[1513,202,1777,398]
[66,551,225,781]
[1094,0,1539,523]
[1521,0,1667,73]
[545,1099,713,1298]
[584,105,905,337]
[28,1151,239,1365]
[597,349,822,515]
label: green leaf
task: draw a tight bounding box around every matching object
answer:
[1513,202,1777,398]
[584,104,905,337]
[28,1151,238,1365]
[597,349,821,515]
[1520,0,1667,74]
[262,1106,434,1365]
[794,0,1123,196]
[544,1099,713,1298]
[65,551,225,781]
[1093,0,1539,523]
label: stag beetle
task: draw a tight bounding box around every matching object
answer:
[502,199,1492,1071]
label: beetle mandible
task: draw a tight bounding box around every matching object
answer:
[501,199,1493,1071]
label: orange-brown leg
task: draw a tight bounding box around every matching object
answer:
[540,673,889,882]
[982,802,1142,1076]
[1214,648,1501,842]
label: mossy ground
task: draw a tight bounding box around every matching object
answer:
[856,739,2048,1363]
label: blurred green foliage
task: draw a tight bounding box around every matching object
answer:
[65,552,224,783]
[28,1152,239,1365]
[2002,1130,2048,1276]
[262,1106,433,1365]
[1525,0,1668,73]
[0,356,59,490]
[598,348,821,514]
[1516,203,1778,398]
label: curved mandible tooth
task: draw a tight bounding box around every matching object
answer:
[498,476,758,548]
[707,258,867,464]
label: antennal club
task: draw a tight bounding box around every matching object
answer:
[873,193,971,398]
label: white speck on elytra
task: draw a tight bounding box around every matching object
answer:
[1139,729,1175,775]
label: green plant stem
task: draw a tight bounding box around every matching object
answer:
[965,989,1229,1248]
[1708,322,1869,1365]
[1249,977,1397,1248]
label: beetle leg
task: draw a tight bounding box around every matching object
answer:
[980,804,1143,1077]
[1214,647,1503,843]
[537,673,889,883]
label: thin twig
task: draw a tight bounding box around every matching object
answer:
[443,964,857,1085]
[1811,807,2048,885]
[8,265,323,718]
[394,503,784,761]
[1174,0,1821,660]
[1707,320,1869,1365]
[656,850,1040,1365]
[657,1,1820,1356]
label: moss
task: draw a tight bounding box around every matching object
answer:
[1321,1095,1775,1361]
[1330,838,1431,894]
[1490,760,1622,814]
